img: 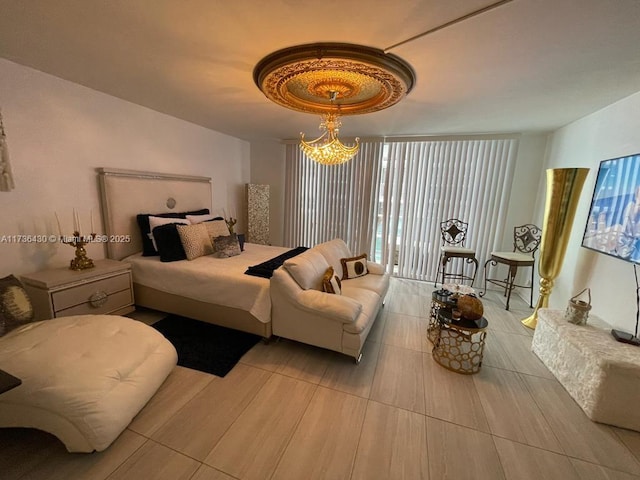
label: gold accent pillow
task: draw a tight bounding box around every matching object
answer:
[177,223,213,260]
[205,219,230,239]
[321,266,342,295]
[340,253,368,280]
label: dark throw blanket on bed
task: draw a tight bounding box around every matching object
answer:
[244,246,309,278]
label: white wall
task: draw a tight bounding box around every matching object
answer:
[540,90,640,333]
[249,139,286,246]
[502,133,548,248]
[0,59,250,277]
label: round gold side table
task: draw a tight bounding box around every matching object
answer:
[432,309,488,375]
[428,285,476,345]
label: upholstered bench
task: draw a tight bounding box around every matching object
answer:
[0,314,177,452]
[532,309,640,432]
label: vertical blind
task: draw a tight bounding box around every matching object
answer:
[283,140,384,255]
[284,137,518,281]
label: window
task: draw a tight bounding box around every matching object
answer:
[284,137,518,281]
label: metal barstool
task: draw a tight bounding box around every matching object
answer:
[480,224,542,310]
[435,219,478,287]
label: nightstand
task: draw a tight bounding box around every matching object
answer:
[21,259,134,320]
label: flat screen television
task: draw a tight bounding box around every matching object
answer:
[582,152,640,263]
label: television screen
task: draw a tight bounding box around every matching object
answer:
[582,152,640,263]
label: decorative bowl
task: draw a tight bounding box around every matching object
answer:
[456,293,484,320]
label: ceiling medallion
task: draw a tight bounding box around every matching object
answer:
[253,43,416,115]
[253,43,415,165]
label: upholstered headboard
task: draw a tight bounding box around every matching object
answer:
[98,168,212,260]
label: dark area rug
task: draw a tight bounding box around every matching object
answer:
[152,315,261,377]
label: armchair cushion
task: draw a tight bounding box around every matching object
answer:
[284,249,330,291]
[313,239,352,279]
[297,289,362,323]
[340,286,381,334]
[367,261,386,275]
[346,271,390,298]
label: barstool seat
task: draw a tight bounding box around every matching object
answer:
[442,246,476,255]
[488,251,532,263]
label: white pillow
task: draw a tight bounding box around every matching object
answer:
[283,249,330,291]
[186,213,216,224]
[205,219,230,240]
[148,216,190,251]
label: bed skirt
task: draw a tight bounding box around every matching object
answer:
[134,283,272,338]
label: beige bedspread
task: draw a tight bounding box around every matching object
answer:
[125,243,290,323]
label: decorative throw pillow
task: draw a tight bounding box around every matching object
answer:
[205,219,231,240]
[177,223,213,260]
[0,275,34,337]
[212,233,241,258]
[136,209,209,256]
[186,213,216,224]
[152,224,187,262]
[341,253,369,280]
[322,266,342,295]
[148,216,190,251]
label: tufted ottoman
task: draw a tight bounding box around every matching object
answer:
[0,314,177,452]
[532,309,640,432]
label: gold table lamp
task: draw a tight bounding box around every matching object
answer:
[522,168,589,329]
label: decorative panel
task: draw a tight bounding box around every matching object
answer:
[246,184,270,245]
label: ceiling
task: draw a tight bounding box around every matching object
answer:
[1,0,640,142]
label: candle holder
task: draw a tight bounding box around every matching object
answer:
[225,217,237,234]
[61,231,96,271]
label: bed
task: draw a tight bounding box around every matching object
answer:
[98,168,289,338]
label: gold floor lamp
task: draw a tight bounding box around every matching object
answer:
[522,168,590,329]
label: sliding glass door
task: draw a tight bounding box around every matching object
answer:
[284,137,518,282]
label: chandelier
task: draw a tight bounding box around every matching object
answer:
[300,111,359,165]
[253,43,415,165]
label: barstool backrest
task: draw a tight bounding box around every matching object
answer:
[514,224,542,255]
[441,218,469,246]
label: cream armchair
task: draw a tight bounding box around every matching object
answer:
[270,239,390,362]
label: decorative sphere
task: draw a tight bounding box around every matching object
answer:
[456,294,484,320]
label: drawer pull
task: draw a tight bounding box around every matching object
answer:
[89,291,108,308]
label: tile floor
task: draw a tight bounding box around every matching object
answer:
[1,278,640,479]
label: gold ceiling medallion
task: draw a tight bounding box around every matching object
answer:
[253,43,415,165]
[253,43,415,115]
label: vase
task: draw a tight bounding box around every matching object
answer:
[522,168,589,329]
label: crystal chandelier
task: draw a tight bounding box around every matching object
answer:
[299,89,360,165]
[300,112,359,165]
